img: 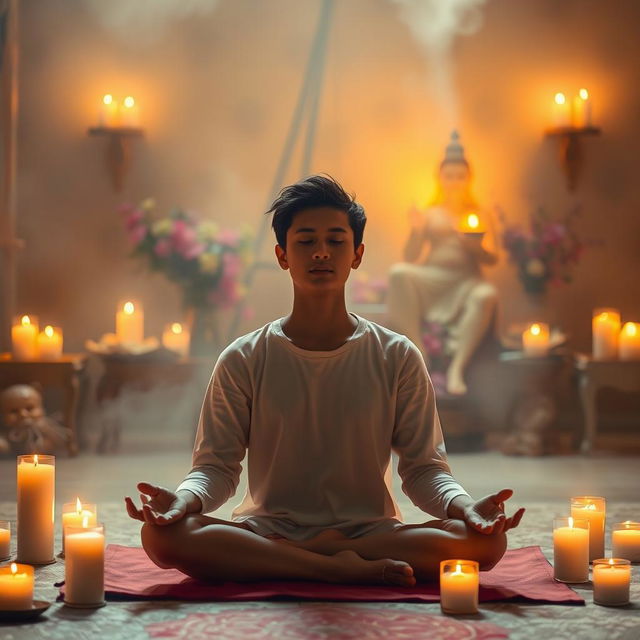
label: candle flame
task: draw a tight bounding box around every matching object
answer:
[21,315,31,326]
[568,516,574,528]
[623,322,638,337]
[76,497,82,514]
[585,503,596,510]
[608,558,615,567]
[44,325,54,338]
[10,563,17,575]
[579,88,589,100]
[530,323,541,336]
[171,323,182,335]
[103,94,113,105]
[467,213,479,229]
[598,312,609,321]
[123,96,135,108]
[33,454,38,467]
[453,562,464,575]
[554,92,566,105]
[123,301,135,315]
[82,516,89,528]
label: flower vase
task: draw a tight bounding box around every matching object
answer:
[186,307,222,359]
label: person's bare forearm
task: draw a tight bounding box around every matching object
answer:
[447,494,475,519]
[176,489,203,514]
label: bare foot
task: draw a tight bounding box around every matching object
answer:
[330,550,416,587]
[446,365,467,396]
[271,528,349,554]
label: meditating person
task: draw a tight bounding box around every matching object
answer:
[125,174,524,587]
[387,131,499,396]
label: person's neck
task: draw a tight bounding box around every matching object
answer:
[281,292,357,350]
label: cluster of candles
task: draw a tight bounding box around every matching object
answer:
[0,455,105,610]
[10,301,191,361]
[98,94,140,128]
[552,88,593,128]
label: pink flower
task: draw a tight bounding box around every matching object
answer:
[128,224,147,245]
[125,209,145,231]
[171,220,204,259]
[154,238,172,258]
[217,229,240,246]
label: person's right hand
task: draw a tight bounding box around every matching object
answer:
[125,482,187,526]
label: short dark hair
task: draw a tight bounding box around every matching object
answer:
[265,174,366,250]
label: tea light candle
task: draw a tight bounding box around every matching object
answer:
[571,496,605,561]
[17,454,55,565]
[572,88,592,128]
[612,522,640,562]
[116,300,144,344]
[120,96,139,127]
[439,559,479,614]
[11,315,38,360]
[37,325,63,360]
[64,522,105,607]
[0,563,34,610]
[619,322,640,360]
[98,93,119,127]
[553,516,589,583]
[593,558,631,606]
[522,322,550,357]
[0,521,10,560]
[62,498,97,556]
[162,322,190,357]
[458,213,486,235]
[552,92,571,127]
[592,308,620,360]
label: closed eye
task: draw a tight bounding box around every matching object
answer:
[298,240,344,245]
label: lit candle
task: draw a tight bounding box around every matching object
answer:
[0,521,10,560]
[116,300,144,344]
[612,522,640,562]
[619,322,640,360]
[120,96,139,128]
[62,498,97,556]
[439,559,479,614]
[11,315,38,361]
[553,516,589,583]
[17,454,55,565]
[0,563,34,610]
[571,496,606,561]
[64,521,105,607]
[162,322,190,357]
[522,322,550,357]
[572,88,592,128]
[592,558,631,606]
[552,92,571,128]
[592,308,620,360]
[98,93,119,128]
[458,212,486,235]
[37,325,63,360]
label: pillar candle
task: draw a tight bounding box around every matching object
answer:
[593,558,631,606]
[522,322,550,357]
[439,559,479,614]
[162,322,190,357]
[61,498,97,556]
[612,522,640,562]
[0,563,34,610]
[116,300,144,344]
[11,315,38,361]
[592,308,620,360]
[0,521,10,560]
[552,92,571,127]
[120,96,139,127]
[572,88,592,128]
[64,522,105,607]
[553,516,589,582]
[571,496,606,561]
[37,325,63,360]
[17,454,55,565]
[619,322,640,360]
[98,94,118,127]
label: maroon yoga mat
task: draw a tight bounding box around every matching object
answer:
[58,544,584,605]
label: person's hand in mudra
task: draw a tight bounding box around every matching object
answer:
[125,482,188,526]
[462,489,525,535]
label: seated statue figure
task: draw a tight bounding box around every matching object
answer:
[387,131,498,396]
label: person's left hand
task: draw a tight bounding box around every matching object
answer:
[462,489,525,535]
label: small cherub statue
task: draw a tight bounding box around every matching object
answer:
[0,383,72,456]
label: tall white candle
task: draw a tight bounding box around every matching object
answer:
[61,498,97,556]
[11,315,38,361]
[37,325,63,360]
[552,92,571,127]
[553,516,589,583]
[592,558,630,606]
[0,563,34,610]
[619,322,640,360]
[116,300,144,344]
[98,94,119,127]
[440,560,479,614]
[572,88,592,128]
[612,522,640,562]
[120,96,140,127]
[522,322,550,357]
[571,496,605,561]
[64,522,105,607]
[17,454,55,565]
[592,309,620,360]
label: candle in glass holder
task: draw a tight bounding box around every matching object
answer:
[592,308,620,360]
[62,498,97,556]
[522,322,550,357]
[439,559,479,614]
[593,558,630,606]
[553,516,589,582]
[11,315,38,361]
[17,454,55,565]
[612,522,640,562]
[116,300,144,344]
[162,322,190,357]
[37,325,63,360]
[0,563,34,610]
[619,322,640,360]
[552,92,571,127]
[0,521,10,560]
[571,496,605,561]
[64,522,105,607]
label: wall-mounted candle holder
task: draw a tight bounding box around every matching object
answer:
[88,125,144,192]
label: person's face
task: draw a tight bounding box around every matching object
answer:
[438,162,471,198]
[1,387,44,428]
[275,207,364,294]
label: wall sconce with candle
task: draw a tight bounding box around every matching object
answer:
[88,94,144,192]
[545,89,601,191]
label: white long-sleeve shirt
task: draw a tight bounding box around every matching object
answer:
[176,312,470,540]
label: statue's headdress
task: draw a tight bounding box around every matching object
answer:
[441,130,469,167]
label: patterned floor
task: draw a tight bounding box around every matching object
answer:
[0,502,638,639]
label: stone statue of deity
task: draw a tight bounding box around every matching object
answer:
[387,131,499,396]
